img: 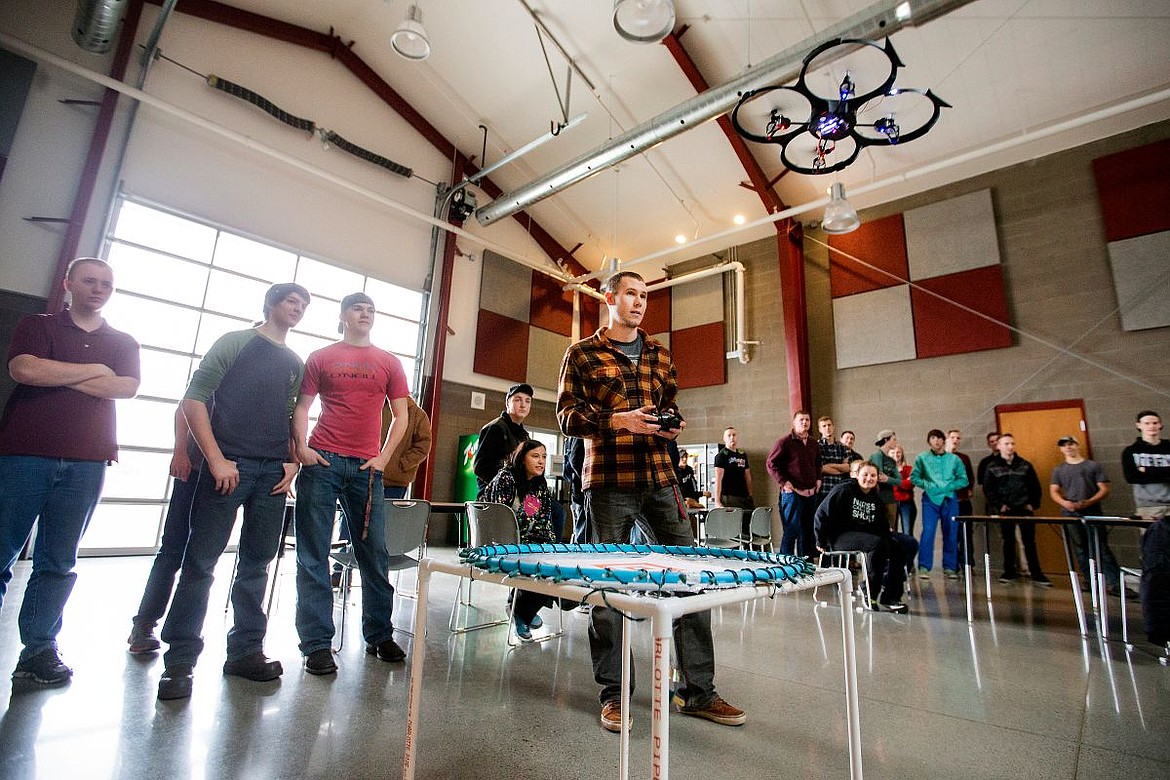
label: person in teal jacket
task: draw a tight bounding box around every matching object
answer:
[910,428,968,578]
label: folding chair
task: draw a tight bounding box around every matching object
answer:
[736,507,774,551]
[814,547,874,612]
[701,507,744,549]
[449,502,520,634]
[332,499,431,649]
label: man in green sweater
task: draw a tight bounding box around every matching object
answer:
[910,428,968,579]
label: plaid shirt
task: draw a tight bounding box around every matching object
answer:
[557,327,680,491]
[818,438,853,494]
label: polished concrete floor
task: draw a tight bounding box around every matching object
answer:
[0,550,1167,780]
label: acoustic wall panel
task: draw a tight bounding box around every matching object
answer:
[526,326,572,390]
[904,189,1000,281]
[832,285,917,369]
[1093,140,1170,332]
[472,308,528,382]
[480,251,532,321]
[827,188,1011,367]
[672,322,725,389]
[1107,231,1170,331]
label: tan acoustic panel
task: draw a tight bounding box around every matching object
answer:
[480,250,532,322]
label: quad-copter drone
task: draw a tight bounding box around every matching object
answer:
[731,37,950,175]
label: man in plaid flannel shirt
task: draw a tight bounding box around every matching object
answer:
[557,270,745,734]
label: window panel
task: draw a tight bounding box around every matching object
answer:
[112,202,217,263]
[397,356,416,391]
[106,243,210,306]
[82,503,168,551]
[213,231,297,280]
[194,312,251,355]
[203,269,272,319]
[296,295,344,340]
[295,256,363,299]
[366,277,423,322]
[137,349,194,401]
[372,317,419,357]
[116,397,180,450]
[104,293,201,353]
[102,449,173,501]
[286,331,333,362]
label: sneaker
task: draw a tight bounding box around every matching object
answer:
[222,652,283,682]
[917,567,931,580]
[998,572,1020,583]
[1032,574,1053,587]
[330,571,343,589]
[157,665,193,700]
[514,616,533,642]
[944,569,959,580]
[127,624,161,654]
[365,638,407,662]
[11,648,72,686]
[600,700,626,733]
[304,649,337,676]
[574,603,592,615]
[678,695,746,726]
[879,600,909,614]
[528,613,544,630]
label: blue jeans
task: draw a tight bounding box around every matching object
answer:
[161,458,287,668]
[0,455,105,660]
[778,491,816,557]
[585,485,716,707]
[919,494,958,572]
[133,476,197,628]
[569,499,588,544]
[897,500,918,537]
[295,451,395,655]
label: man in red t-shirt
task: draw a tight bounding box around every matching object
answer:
[292,292,410,675]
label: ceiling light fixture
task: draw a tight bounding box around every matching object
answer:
[674,234,687,245]
[613,0,675,44]
[821,182,860,234]
[732,214,746,225]
[731,37,948,175]
[391,4,430,61]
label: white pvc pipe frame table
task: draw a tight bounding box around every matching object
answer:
[403,558,862,780]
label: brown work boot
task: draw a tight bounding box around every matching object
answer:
[600,700,628,732]
[677,695,746,726]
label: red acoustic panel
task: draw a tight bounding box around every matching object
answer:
[1092,139,1170,242]
[640,287,672,336]
[911,265,1013,359]
[671,321,726,390]
[828,213,909,297]
[473,309,529,382]
[530,272,574,336]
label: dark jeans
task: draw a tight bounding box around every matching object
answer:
[1068,520,1120,587]
[161,458,287,668]
[0,455,105,660]
[133,476,198,628]
[569,499,588,544]
[833,531,919,604]
[779,491,817,557]
[897,499,917,537]
[585,485,716,708]
[295,452,396,655]
[1000,508,1044,578]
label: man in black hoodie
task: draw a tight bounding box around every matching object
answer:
[1122,410,1170,519]
[983,433,1050,586]
[814,461,918,612]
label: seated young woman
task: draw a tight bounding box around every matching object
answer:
[482,439,558,641]
[813,461,919,613]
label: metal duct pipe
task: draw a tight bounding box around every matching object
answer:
[475,0,974,227]
[72,0,130,53]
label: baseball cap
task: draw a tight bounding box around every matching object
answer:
[874,429,896,447]
[340,292,375,311]
[1057,436,1079,446]
[506,383,534,401]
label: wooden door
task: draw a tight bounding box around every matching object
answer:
[995,400,1089,571]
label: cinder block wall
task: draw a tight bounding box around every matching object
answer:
[677,119,1170,532]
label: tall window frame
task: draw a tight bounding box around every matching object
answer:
[83,196,426,556]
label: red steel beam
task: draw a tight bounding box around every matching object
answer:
[48,0,146,313]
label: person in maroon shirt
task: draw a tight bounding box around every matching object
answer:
[767,411,821,557]
[0,258,140,686]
